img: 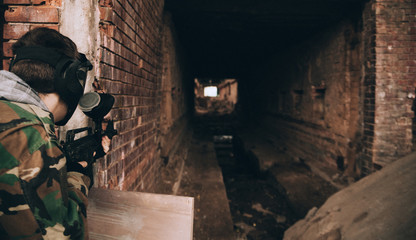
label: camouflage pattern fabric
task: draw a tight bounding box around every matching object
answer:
[0,100,90,239]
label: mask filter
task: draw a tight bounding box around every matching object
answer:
[78,92,115,120]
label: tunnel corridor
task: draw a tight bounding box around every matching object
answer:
[162,0,373,181]
[157,0,416,238]
[2,0,416,239]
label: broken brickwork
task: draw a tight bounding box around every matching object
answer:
[373,0,416,166]
[1,0,190,193]
[96,0,165,191]
[239,0,416,178]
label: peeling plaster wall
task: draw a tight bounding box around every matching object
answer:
[59,0,100,132]
[1,0,100,136]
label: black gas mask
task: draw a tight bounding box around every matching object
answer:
[9,46,93,125]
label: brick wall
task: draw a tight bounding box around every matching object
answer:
[1,0,189,193]
[241,0,416,178]
[96,0,165,192]
[241,8,366,179]
[159,12,192,160]
[373,0,416,166]
[361,1,377,175]
[2,0,61,69]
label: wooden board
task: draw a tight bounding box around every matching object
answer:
[87,188,194,240]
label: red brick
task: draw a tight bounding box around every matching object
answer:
[5,6,58,23]
[2,42,14,57]
[3,0,61,5]
[99,6,114,22]
[100,22,115,38]
[30,0,62,5]
[3,0,31,4]
[3,24,58,39]
[32,24,58,31]
[35,0,62,5]
[99,0,113,7]
[3,24,30,39]
[2,59,11,71]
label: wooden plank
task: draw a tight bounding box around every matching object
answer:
[87,188,194,240]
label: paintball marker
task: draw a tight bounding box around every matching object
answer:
[63,92,117,166]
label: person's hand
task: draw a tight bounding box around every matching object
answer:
[101,136,111,153]
[75,136,111,169]
[78,161,88,168]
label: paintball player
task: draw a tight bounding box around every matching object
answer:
[0,27,108,239]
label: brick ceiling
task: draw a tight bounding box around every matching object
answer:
[164,0,367,78]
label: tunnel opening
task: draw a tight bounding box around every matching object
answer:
[194,78,238,116]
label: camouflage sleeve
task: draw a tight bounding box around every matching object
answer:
[0,123,90,240]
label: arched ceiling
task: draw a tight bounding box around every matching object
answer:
[164,0,367,78]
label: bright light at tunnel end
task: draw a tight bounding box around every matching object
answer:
[204,86,218,97]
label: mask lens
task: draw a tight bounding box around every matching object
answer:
[77,67,88,87]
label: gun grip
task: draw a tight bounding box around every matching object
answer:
[105,120,118,139]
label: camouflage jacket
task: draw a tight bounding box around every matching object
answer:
[0,100,90,239]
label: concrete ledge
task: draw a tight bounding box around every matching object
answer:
[284,151,416,240]
[178,137,235,240]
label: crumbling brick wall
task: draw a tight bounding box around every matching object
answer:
[361,0,377,176]
[372,0,416,166]
[97,0,165,191]
[253,19,364,178]
[159,12,192,160]
[241,0,416,179]
[1,0,176,193]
